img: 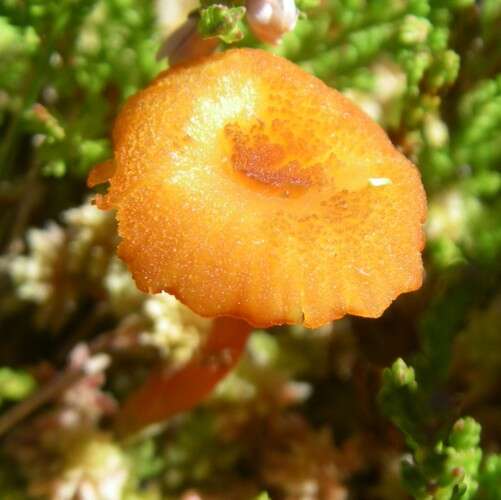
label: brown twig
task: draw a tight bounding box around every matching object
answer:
[0,368,83,437]
[0,329,114,438]
[7,162,44,252]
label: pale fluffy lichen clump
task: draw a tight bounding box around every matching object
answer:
[20,432,130,500]
[2,200,210,364]
[3,201,118,330]
[140,292,212,363]
[90,48,426,328]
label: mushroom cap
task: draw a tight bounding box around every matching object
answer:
[89,48,426,328]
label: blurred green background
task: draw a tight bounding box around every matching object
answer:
[1,0,501,498]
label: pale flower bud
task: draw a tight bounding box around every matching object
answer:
[246,0,298,44]
[157,16,219,66]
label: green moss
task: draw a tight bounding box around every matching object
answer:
[1,0,501,498]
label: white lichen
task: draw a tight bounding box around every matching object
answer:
[140,292,212,364]
[45,435,129,500]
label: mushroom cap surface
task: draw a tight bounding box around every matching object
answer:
[89,48,426,328]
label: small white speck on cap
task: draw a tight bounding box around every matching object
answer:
[368,177,392,187]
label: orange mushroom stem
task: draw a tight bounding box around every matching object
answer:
[117,318,251,434]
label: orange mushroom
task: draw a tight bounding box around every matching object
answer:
[89,48,426,431]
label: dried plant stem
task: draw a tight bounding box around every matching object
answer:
[7,160,43,252]
[0,328,113,438]
[0,368,83,438]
